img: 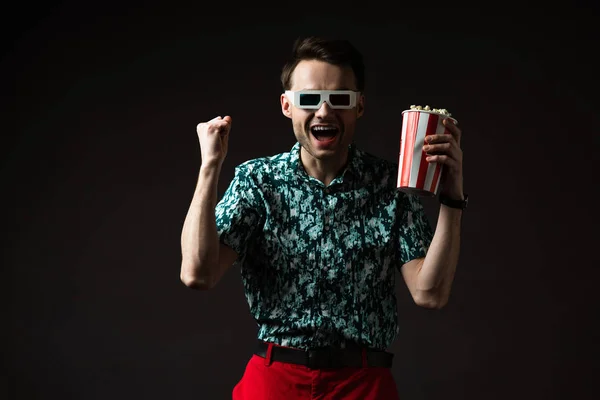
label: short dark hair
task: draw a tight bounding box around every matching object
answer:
[280,36,365,92]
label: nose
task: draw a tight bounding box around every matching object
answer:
[314,101,334,118]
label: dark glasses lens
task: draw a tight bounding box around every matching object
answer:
[299,93,322,106]
[329,94,351,106]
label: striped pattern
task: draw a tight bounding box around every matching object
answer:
[397,110,452,196]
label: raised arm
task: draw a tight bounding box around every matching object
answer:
[401,118,465,308]
[400,205,462,308]
[180,116,238,290]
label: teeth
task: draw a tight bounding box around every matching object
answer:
[312,126,337,131]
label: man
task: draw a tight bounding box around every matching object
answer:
[180,36,466,399]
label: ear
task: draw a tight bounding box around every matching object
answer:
[356,93,365,119]
[281,93,292,119]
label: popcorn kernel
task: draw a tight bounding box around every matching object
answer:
[409,104,452,117]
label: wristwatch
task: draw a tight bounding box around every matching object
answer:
[439,193,469,210]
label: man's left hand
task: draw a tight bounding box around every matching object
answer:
[422,118,464,199]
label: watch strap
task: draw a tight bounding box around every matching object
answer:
[439,193,468,210]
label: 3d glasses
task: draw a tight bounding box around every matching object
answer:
[284,90,360,109]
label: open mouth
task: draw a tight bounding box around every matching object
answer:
[310,125,340,142]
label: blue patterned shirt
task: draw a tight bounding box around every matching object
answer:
[215,142,434,350]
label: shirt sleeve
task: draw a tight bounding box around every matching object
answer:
[397,193,434,266]
[215,164,265,263]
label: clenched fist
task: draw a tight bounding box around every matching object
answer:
[196,116,232,168]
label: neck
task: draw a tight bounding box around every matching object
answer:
[300,146,349,187]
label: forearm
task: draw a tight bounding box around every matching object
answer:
[417,204,462,299]
[180,164,222,286]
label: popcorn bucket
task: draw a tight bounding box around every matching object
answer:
[397,108,457,196]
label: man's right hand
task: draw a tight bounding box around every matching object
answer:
[196,116,232,168]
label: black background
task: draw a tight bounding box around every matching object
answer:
[3,2,599,399]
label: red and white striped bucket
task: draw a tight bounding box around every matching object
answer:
[397,110,458,196]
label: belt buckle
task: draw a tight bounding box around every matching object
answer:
[307,348,332,369]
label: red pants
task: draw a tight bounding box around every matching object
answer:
[232,344,400,400]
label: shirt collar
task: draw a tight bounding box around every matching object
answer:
[289,141,363,185]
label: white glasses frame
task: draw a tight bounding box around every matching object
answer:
[284,90,360,109]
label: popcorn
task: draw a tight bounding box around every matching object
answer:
[409,104,452,117]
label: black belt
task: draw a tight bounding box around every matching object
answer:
[255,340,394,369]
